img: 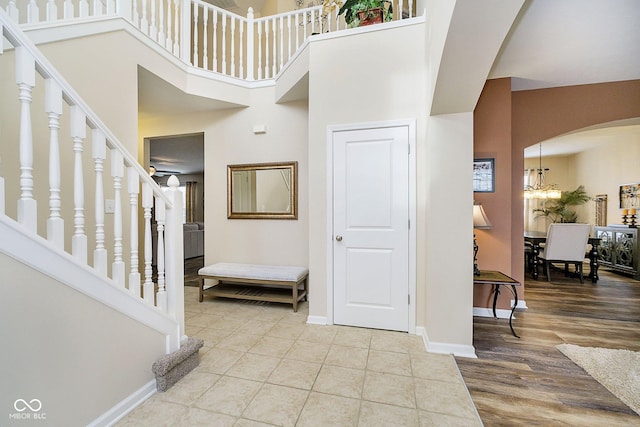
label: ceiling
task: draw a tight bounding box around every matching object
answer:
[149,134,204,175]
[141,0,640,170]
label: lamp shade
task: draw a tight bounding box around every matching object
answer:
[473,203,492,229]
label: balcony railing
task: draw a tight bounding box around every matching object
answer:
[2,0,419,82]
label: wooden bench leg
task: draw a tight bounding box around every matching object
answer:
[199,278,204,302]
[293,282,298,312]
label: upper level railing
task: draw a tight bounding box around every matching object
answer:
[2,0,419,82]
[0,6,184,344]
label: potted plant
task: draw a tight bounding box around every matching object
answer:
[534,185,591,223]
[337,0,393,27]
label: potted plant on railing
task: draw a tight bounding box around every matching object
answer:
[337,0,393,27]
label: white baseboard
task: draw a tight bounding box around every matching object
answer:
[88,380,156,427]
[416,327,477,358]
[513,299,528,310]
[473,307,514,319]
[306,315,329,325]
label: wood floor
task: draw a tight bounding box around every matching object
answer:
[456,267,640,426]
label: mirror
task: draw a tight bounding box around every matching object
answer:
[227,161,298,219]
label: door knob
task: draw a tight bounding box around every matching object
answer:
[335,235,343,242]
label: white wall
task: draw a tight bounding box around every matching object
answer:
[0,253,165,425]
[139,90,309,268]
[307,23,429,324]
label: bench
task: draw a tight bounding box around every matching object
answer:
[198,263,309,312]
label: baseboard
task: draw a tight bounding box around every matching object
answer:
[306,315,329,325]
[473,307,514,319]
[416,327,477,358]
[513,299,528,310]
[88,380,156,427]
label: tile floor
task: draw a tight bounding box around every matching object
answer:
[117,287,482,426]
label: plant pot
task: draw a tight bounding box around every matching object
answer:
[357,8,383,26]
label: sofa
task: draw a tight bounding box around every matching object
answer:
[182,222,204,259]
[152,222,204,264]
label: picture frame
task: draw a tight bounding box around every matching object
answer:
[473,158,495,193]
[619,183,640,209]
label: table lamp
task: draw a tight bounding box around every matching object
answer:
[473,203,493,275]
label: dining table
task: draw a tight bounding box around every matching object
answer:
[524,231,601,283]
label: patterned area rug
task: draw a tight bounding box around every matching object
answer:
[557,343,640,415]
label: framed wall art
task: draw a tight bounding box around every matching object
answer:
[619,183,640,209]
[473,158,495,193]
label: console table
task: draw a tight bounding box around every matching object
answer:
[473,270,521,338]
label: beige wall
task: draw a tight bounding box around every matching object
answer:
[0,253,165,425]
[139,89,309,268]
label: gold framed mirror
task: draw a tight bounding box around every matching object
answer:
[227,161,298,219]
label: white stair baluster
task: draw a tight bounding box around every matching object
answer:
[79,0,89,18]
[279,16,284,72]
[111,149,125,287]
[192,4,198,66]
[132,0,139,27]
[150,0,157,40]
[239,19,244,79]
[93,0,104,16]
[257,20,262,79]
[128,167,141,297]
[287,15,291,62]
[155,197,167,311]
[46,0,58,22]
[106,0,115,15]
[173,0,180,55]
[295,13,299,50]
[64,0,74,19]
[221,13,227,74]
[246,7,254,81]
[92,129,107,276]
[264,20,269,78]
[71,106,87,263]
[202,7,209,69]
[27,0,39,24]
[165,0,173,51]
[8,1,19,22]
[141,0,149,34]
[272,18,276,77]
[158,0,165,44]
[142,183,154,305]
[230,17,236,77]
[45,79,64,249]
[16,47,37,233]
[212,11,218,72]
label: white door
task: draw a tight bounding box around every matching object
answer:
[333,126,409,331]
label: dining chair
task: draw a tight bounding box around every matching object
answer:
[539,223,591,283]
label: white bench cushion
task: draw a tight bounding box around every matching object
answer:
[199,263,308,282]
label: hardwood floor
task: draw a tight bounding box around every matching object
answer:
[457,267,640,426]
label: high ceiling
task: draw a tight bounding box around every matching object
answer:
[142,0,640,169]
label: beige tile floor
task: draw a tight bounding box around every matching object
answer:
[118,287,482,426]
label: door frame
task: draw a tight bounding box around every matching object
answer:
[326,119,417,334]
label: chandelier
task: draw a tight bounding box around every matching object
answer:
[524,142,561,200]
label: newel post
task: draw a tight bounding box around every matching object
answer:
[165,175,185,342]
[246,7,254,81]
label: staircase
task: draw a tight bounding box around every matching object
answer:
[0,1,421,424]
[0,6,186,425]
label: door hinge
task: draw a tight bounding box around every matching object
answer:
[408,294,410,305]
[408,219,410,229]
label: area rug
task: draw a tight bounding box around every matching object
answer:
[557,343,640,415]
